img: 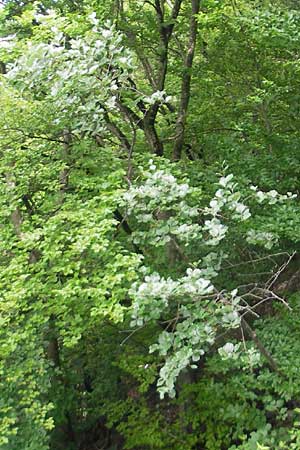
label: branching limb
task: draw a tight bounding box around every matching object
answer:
[103,111,131,151]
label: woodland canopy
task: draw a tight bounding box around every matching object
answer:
[1,1,300,449]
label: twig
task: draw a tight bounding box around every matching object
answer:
[1,127,66,143]
[223,252,290,270]
[266,251,296,290]
[120,325,145,346]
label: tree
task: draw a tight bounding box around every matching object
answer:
[1,1,300,449]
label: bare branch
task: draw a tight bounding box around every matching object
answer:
[266,251,296,290]
[1,127,66,144]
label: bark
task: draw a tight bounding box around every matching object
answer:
[172,0,201,161]
[155,210,181,264]
[47,135,70,374]
[46,316,78,446]
[141,0,183,156]
[116,100,144,130]
[6,164,40,260]
[118,1,182,155]
[103,111,131,151]
[276,268,300,294]
[121,26,157,88]
[0,61,6,74]
[114,0,124,22]
[143,103,164,156]
[217,288,282,375]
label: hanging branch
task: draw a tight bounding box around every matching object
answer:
[163,234,284,375]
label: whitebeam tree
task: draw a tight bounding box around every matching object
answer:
[121,161,296,398]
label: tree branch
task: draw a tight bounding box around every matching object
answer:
[116,100,144,130]
[241,317,281,374]
[103,111,131,150]
[1,127,66,144]
[172,0,201,160]
[142,0,183,155]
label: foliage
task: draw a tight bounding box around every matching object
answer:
[1,1,300,450]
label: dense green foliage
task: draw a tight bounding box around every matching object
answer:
[1,1,300,449]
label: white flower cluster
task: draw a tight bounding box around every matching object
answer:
[196,251,227,278]
[218,342,261,369]
[130,268,214,327]
[130,273,179,327]
[180,267,214,295]
[129,265,246,397]
[204,173,251,245]
[221,310,240,328]
[150,320,216,398]
[204,218,228,246]
[7,15,134,135]
[250,185,297,204]
[122,161,200,246]
[123,162,253,248]
[144,90,173,105]
[156,347,197,398]
[246,229,278,250]
[124,168,190,213]
[218,342,241,360]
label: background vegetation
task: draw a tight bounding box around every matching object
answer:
[1,0,300,449]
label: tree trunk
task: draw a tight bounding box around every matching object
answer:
[172,0,201,161]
